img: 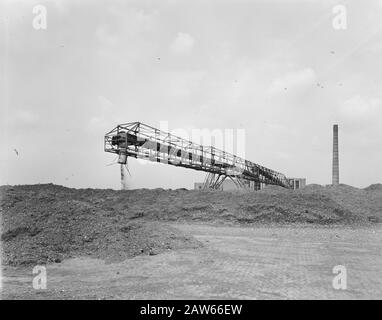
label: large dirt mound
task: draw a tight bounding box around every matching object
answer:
[364,184,382,192]
[297,184,382,223]
[107,187,361,224]
[0,185,201,266]
[1,182,381,266]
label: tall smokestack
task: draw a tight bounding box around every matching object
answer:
[332,124,339,185]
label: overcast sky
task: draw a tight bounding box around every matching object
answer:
[1,0,382,189]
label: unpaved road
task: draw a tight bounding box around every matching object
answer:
[2,223,382,299]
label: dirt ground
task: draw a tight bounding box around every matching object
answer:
[1,184,381,299]
[2,183,382,267]
[2,223,382,300]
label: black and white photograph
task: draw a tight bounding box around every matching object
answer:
[1,0,382,305]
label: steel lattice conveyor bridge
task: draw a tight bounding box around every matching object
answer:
[104,122,291,189]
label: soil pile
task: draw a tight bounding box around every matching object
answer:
[113,188,361,224]
[297,184,382,223]
[0,185,201,266]
[1,182,381,266]
[364,184,382,192]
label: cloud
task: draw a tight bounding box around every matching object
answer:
[268,68,317,95]
[95,8,157,45]
[339,95,381,121]
[98,95,114,112]
[8,109,40,126]
[86,96,117,135]
[170,32,195,54]
[94,7,159,68]
[95,25,119,46]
